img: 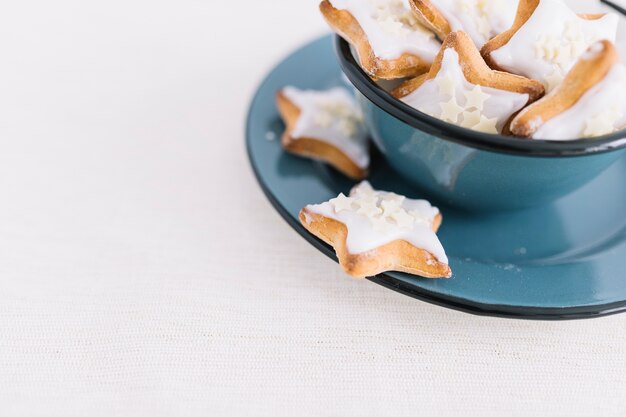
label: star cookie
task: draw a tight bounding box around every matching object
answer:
[408,0,518,48]
[392,31,544,134]
[481,0,618,91]
[276,87,370,180]
[510,40,626,140]
[319,0,441,79]
[299,181,451,279]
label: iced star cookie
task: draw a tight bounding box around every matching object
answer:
[510,40,626,140]
[481,0,618,92]
[299,181,451,278]
[392,31,544,134]
[408,0,518,48]
[276,87,370,180]
[319,0,441,79]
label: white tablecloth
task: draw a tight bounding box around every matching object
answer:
[1,1,626,416]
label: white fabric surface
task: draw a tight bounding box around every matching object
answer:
[1,0,626,416]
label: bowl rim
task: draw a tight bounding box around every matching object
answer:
[334,1,626,158]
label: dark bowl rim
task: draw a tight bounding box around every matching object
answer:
[334,0,626,158]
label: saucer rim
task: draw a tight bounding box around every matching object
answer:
[246,34,626,321]
[248,146,626,320]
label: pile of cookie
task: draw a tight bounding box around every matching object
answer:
[322,0,626,140]
[272,0,626,280]
[276,71,451,279]
[276,82,451,278]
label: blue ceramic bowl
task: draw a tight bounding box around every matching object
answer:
[335,36,626,211]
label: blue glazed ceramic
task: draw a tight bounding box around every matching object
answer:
[336,34,626,210]
[246,35,626,320]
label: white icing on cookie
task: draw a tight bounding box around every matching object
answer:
[400,48,529,133]
[329,0,441,61]
[282,87,370,169]
[304,181,448,263]
[489,0,618,91]
[533,63,626,140]
[430,0,518,47]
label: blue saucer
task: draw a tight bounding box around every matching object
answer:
[246,35,626,320]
